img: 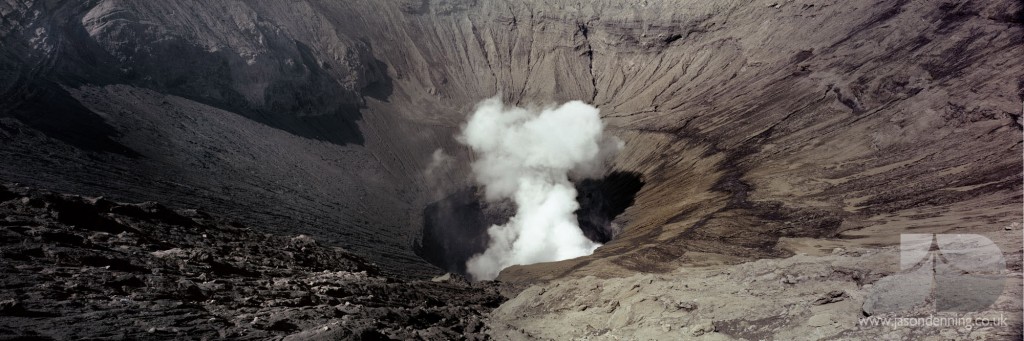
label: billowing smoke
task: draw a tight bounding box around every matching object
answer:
[458,97,622,280]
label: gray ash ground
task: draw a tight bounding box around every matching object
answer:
[0,183,503,340]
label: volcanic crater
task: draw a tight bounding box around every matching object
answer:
[1,0,1022,339]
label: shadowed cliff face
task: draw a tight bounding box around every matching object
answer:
[574,171,645,243]
[0,0,1021,282]
[416,187,511,275]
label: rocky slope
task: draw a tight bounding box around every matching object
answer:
[0,183,502,340]
[489,243,1023,340]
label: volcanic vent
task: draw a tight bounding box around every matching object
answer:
[416,99,645,280]
[416,170,643,278]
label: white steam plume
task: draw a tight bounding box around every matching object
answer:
[424,148,453,178]
[459,97,622,280]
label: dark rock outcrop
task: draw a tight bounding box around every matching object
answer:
[0,184,503,340]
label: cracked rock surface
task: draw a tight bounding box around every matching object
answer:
[0,183,503,340]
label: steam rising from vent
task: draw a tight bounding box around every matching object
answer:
[458,97,622,280]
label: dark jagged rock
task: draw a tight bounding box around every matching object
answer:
[812,290,848,305]
[0,184,504,340]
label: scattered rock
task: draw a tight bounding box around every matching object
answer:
[289,235,317,249]
[178,280,206,300]
[177,208,211,220]
[812,290,847,305]
[0,184,504,339]
[690,320,716,337]
[430,272,469,284]
[604,301,620,313]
